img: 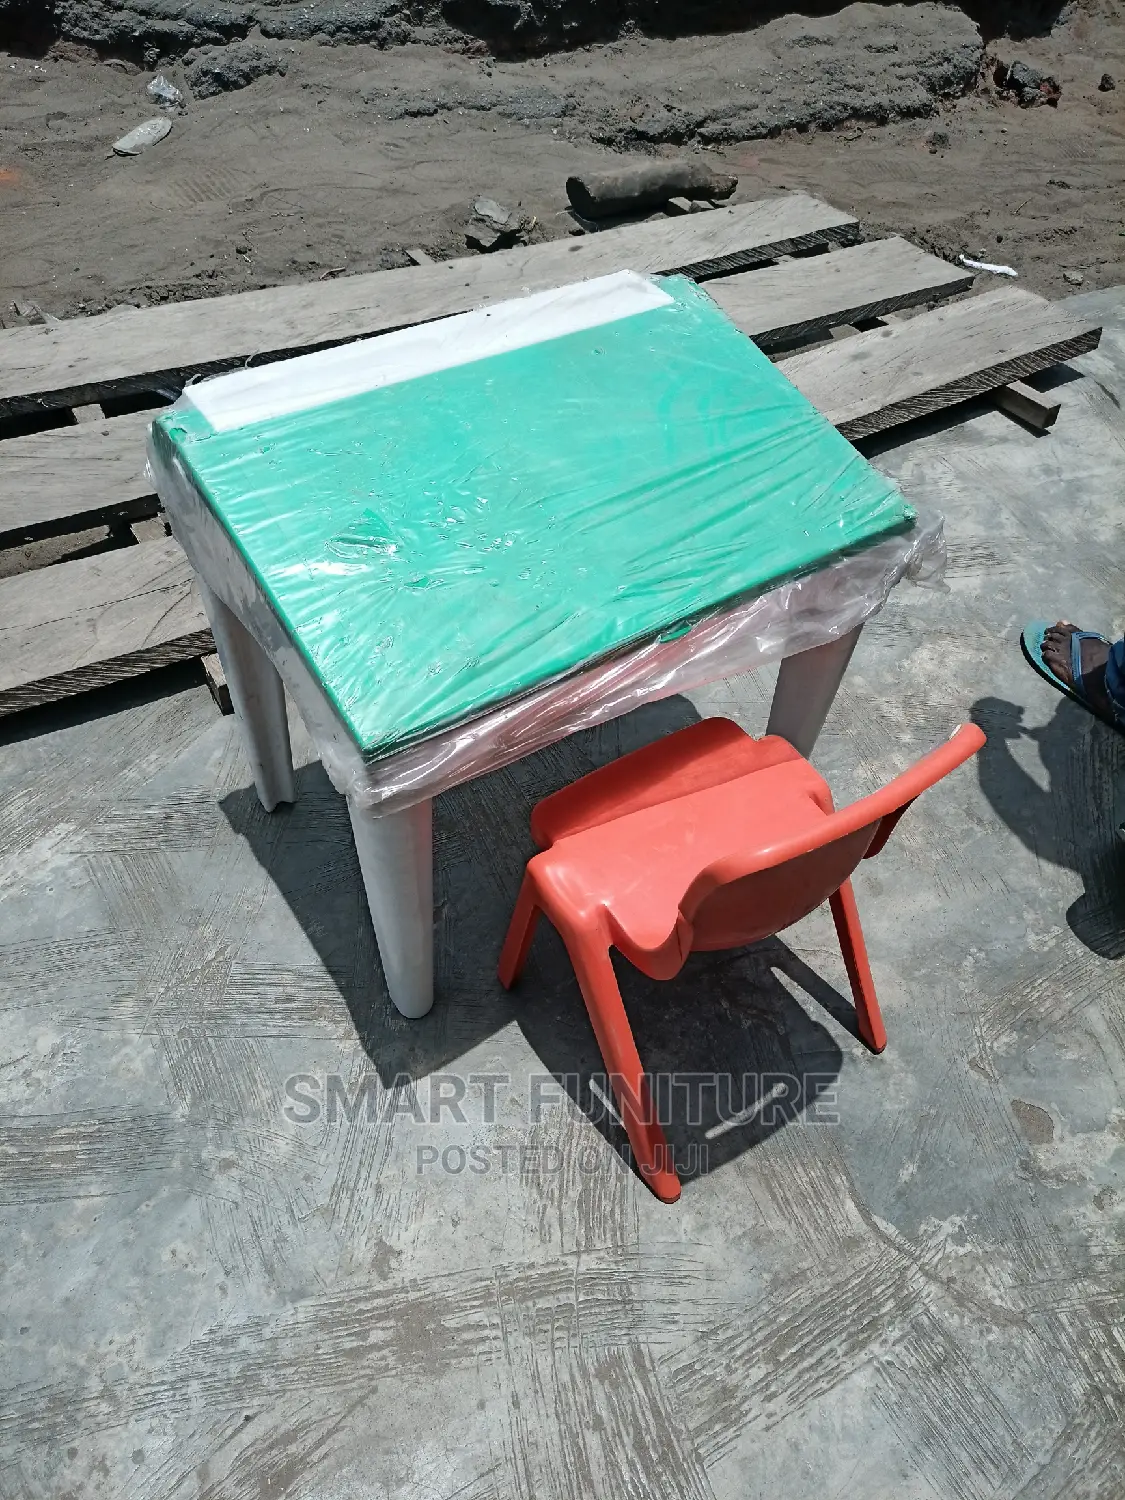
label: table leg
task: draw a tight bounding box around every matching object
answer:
[348,796,435,1019]
[199,582,297,812]
[765,625,863,757]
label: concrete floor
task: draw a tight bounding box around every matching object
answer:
[2,291,1123,1500]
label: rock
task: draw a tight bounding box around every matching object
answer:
[1098,73,1115,91]
[112,117,172,154]
[465,196,531,252]
[1003,59,1044,91]
[11,300,48,325]
[465,223,506,253]
[995,59,1061,107]
[186,41,287,99]
[1063,270,1084,286]
[472,196,519,232]
[665,196,693,215]
[924,126,950,151]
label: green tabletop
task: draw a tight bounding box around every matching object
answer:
[153,271,911,757]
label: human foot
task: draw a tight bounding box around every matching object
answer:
[1040,621,1114,720]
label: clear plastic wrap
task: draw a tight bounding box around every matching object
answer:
[147,269,942,814]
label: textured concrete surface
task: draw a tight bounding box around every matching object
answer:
[1,292,1124,1497]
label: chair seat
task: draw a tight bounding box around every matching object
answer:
[530,744,839,965]
[532,718,804,847]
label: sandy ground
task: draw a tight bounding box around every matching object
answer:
[0,3,1122,322]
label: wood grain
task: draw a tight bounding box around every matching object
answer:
[0,537,212,715]
[0,410,157,546]
[0,194,858,416]
[707,236,974,349]
[778,287,1101,438]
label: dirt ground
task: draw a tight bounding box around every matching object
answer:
[0,1,1122,322]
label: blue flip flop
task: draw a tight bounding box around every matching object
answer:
[1021,621,1125,732]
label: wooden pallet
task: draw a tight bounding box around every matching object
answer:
[0,194,859,418]
[0,537,211,716]
[0,193,1101,718]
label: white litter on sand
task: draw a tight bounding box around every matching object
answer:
[113,118,172,155]
[959,255,1018,277]
[146,75,184,108]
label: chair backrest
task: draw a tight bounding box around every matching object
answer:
[688,723,985,951]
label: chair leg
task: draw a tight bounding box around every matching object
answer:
[498,874,541,989]
[564,934,682,1203]
[829,880,888,1054]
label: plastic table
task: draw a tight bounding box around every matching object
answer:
[149,271,930,1019]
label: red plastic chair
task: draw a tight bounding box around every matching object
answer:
[498,716,985,1203]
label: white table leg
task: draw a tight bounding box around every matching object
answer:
[348,796,435,1019]
[766,625,863,757]
[199,582,296,812]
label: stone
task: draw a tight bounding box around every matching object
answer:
[1098,73,1115,92]
[12,300,43,324]
[472,196,518,231]
[186,41,287,98]
[464,223,505,252]
[996,59,1061,107]
[465,196,530,251]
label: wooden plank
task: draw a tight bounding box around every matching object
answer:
[72,402,104,423]
[0,537,212,715]
[992,378,1061,431]
[0,410,157,547]
[0,194,858,415]
[202,653,233,714]
[826,310,1062,431]
[129,515,170,542]
[707,237,974,350]
[777,287,1101,440]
